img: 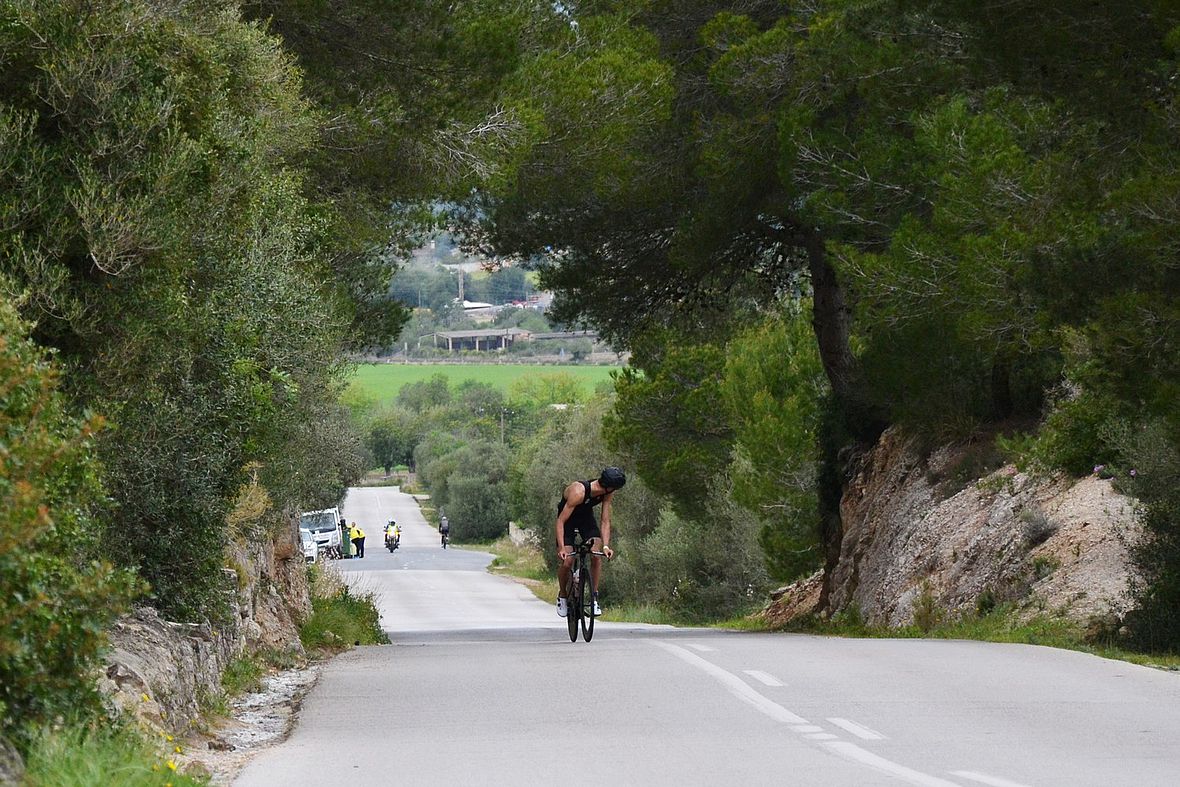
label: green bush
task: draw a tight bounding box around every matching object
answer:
[300,586,388,650]
[1111,420,1180,650]
[610,486,770,621]
[0,299,140,745]
[447,474,510,542]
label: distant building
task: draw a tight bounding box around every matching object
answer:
[433,328,530,352]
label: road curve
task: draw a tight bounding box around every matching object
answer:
[236,486,1180,787]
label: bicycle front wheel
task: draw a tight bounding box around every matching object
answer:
[579,564,595,642]
[566,572,580,642]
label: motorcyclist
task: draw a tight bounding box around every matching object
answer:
[385,519,401,550]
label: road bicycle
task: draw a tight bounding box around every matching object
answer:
[565,529,608,643]
[440,530,449,549]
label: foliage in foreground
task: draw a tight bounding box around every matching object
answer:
[0,297,139,745]
[0,0,376,622]
[22,723,205,787]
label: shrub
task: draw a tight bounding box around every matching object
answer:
[976,589,997,617]
[447,474,510,542]
[1020,506,1058,547]
[912,581,942,633]
[610,483,770,621]
[0,299,140,745]
[300,584,388,651]
[1111,419,1180,650]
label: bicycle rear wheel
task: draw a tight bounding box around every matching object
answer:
[566,569,580,642]
[579,565,596,642]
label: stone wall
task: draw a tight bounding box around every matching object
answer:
[766,428,1143,629]
[99,521,311,733]
[509,521,540,549]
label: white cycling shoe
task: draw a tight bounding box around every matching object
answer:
[592,599,602,617]
[557,597,568,617]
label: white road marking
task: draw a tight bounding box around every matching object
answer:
[743,669,784,687]
[827,717,886,741]
[686,643,715,652]
[951,771,1032,787]
[650,642,808,724]
[789,725,825,733]
[652,641,962,787]
[824,742,962,787]
[805,733,839,740]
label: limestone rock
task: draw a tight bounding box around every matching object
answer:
[0,736,24,787]
[766,428,1143,629]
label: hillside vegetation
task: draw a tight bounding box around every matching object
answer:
[0,0,502,755]
[451,0,1180,649]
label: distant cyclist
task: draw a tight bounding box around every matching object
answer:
[555,467,623,617]
[438,512,450,548]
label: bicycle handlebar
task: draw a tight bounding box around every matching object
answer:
[561,547,612,558]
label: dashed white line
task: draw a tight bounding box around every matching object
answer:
[651,641,969,787]
[650,642,807,724]
[823,742,962,787]
[827,717,886,741]
[743,669,784,687]
[805,733,839,740]
[951,771,1032,787]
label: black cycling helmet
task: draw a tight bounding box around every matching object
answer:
[599,466,626,490]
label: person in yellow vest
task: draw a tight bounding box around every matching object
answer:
[349,522,366,558]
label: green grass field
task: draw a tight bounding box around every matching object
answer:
[349,362,617,403]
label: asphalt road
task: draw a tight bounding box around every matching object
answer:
[236,486,1180,787]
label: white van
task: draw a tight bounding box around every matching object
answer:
[300,507,342,558]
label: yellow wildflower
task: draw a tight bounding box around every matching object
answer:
[166,760,177,771]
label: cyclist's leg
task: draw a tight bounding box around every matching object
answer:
[588,536,604,592]
[557,551,574,597]
[557,524,578,598]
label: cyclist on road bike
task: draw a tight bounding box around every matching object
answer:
[555,467,624,618]
[438,512,449,547]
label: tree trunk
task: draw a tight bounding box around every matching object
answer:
[801,231,858,613]
[803,231,857,403]
[799,230,890,614]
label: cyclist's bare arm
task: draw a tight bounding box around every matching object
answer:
[599,491,615,559]
[555,482,585,560]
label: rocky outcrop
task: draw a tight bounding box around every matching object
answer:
[99,521,311,733]
[766,428,1144,628]
[0,736,23,787]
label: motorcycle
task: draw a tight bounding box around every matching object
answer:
[386,530,400,553]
